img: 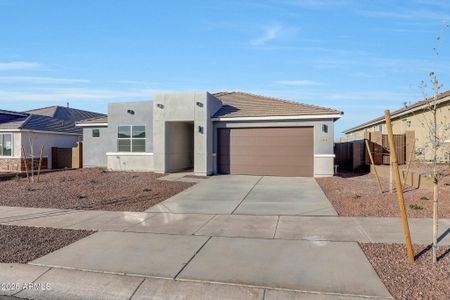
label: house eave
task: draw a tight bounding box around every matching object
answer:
[212,114,342,122]
[76,122,109,127]
[0,128,81,136]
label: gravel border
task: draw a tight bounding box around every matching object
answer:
[0,225,95,264]
[361,243,450,300]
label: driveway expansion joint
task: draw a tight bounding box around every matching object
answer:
[231,176,263,215]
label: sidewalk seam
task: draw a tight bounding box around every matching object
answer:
[272,216,280,239]
[192,215,217,235]
[174,236,212,279]
[128,277,145,300]
[13,267,52,297]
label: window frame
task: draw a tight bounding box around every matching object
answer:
[117,125,146,153]
[0,133,13,157]
[92,128,100,138]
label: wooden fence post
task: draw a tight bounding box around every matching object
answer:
[402,140,415,189]
[21,146,30,183]
[37,145,44,183]
[385,110,415,264]
[365,139,383,194]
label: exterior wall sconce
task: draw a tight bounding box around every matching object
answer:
[127,109,135,115]
[196,102,203,107]
[322,124,328,133]
[156,103,164,109]
[198,126,204,133]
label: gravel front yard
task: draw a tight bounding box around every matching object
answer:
[316,172,450,217]
[0,225,94,264]
[0,168,194,211]
[361,243,450,300]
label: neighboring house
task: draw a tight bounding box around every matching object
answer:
[77,92,342,177]
[0,106,105,171]
[343,90,450,161]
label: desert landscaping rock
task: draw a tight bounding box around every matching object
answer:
[361,243,450,300]
[0,225,94,264]
[0,168,194,212]
[316,172,450,217]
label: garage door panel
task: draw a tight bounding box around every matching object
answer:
[229,165,312,177]
[218,154,314,166]
[227,138,314,148]
[224,145,313,156]
[217,127,314,177]
[227,127,311,137]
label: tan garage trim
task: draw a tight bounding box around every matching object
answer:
[217,127,314,177]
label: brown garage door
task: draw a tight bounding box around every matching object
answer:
[217,127,314,177]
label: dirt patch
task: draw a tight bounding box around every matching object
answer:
[0,168,194,211]
[316,172,450,217]
[0,225,94,264]
[361,243,450,300]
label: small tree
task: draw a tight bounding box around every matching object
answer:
[416,23,450,263]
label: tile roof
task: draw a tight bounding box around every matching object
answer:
[0,109,28,117]
[212,92,342,118]
[0,106,105,134]
[25,106,105,122]
[344,89,450,133]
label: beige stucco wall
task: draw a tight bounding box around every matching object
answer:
[345,102,450,161]
[21,131,80,169]
[106,153,154,171]
[152,92,222,176]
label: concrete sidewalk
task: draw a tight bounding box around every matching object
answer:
[0,263,389,300]
[1,205,449,299]
[1,206,449,245]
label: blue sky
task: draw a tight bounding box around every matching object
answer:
[0,0,449,135]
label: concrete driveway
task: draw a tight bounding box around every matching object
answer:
[147,175,337,216]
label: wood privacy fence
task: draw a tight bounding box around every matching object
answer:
[335,131,414,170]
[51,142,83,169]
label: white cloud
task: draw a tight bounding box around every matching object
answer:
[250,24,285,46]
[0,61,43,70]
[275,80,322,86]
[0,76,90,84]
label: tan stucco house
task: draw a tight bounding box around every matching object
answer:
[343,89,450,161]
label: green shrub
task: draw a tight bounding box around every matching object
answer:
[409,204,423,210]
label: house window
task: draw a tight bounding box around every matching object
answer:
[92,129,100,138]
[0,133,12,156]
[117,125,146,152]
